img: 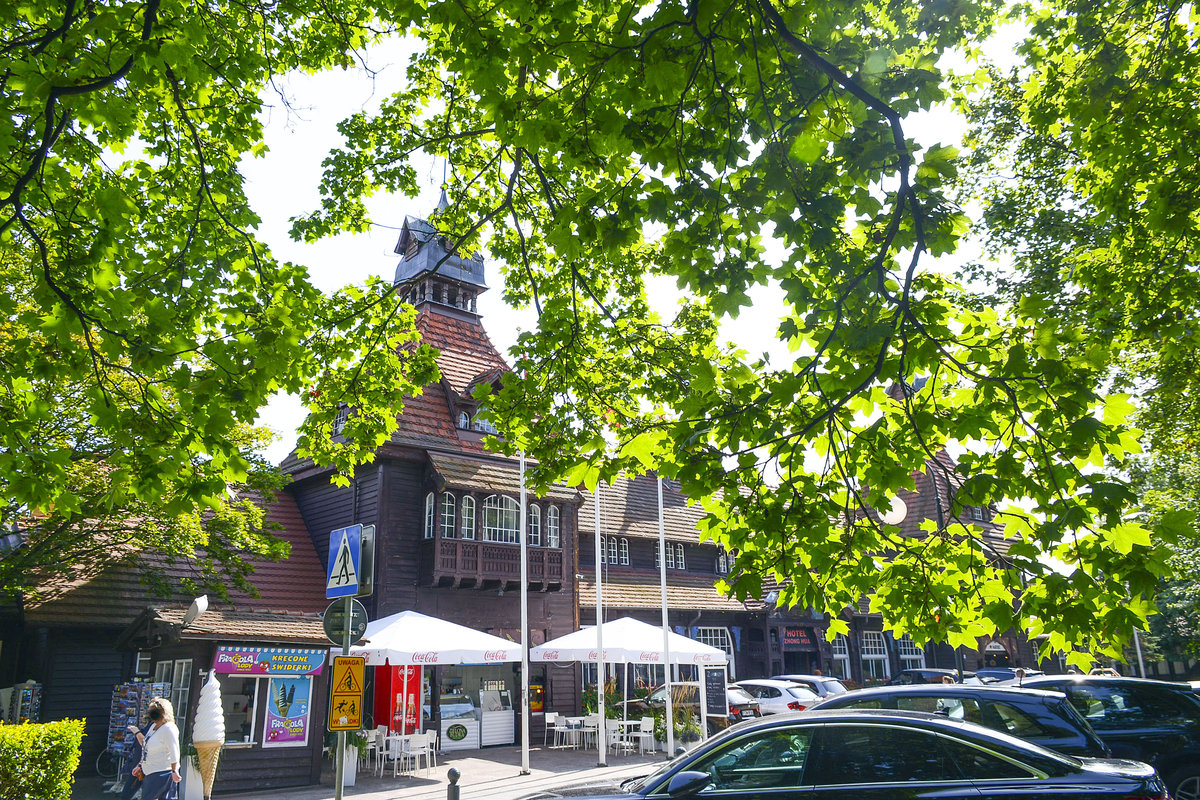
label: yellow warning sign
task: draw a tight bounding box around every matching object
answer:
[328,655,365,732]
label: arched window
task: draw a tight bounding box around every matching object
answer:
[483,495,520,543]
[832,634,851,679]
[423,492,435,539]
[716,549,729,574]
[440,493,457,538]
[897,634,925,670]
[460,496,476,540]
[675,543,686,570]
[528,504,542,546]
[458,411,471,429]
[618,538,629,566]
[860,631,890,681]
[606,536,618,565]
[546,506,561,548]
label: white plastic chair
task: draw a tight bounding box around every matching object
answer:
[544,712,566,748]
[606,719,634,754]
[401,731,432,776]
[633,716,656,754]
[378,734,404,777]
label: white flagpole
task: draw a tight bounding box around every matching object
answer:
[658,476,675,757]
[519,451,531,774]
[594,483,607,765]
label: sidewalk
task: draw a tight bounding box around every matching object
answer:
[73,745,668,800]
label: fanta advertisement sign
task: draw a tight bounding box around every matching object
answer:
[213,647,326,675]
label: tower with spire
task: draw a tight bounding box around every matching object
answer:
[393,190,488,314]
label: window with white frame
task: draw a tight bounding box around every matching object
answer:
[441,492,457,538]
[546,506,561,547]
[154,661,172,685]
[171,659,193,719]
[528,504,541,546]
[423,492,435,539]
[461,496,476,539]
[472,410,498,435]
[970,506,985,521]
[618,538,629,566]
[832,634,851,679]
[605,536,618,565]
[135,651,151,675]
[897,634,925,669]
[656,542,686,569]
[458,411,470,429]
[483,495,520,543]
[716,549,729,574]
[333,404,350,434]
[694,627,736,680]
[860,631,890,681]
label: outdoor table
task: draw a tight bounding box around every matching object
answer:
[561,717,585,749]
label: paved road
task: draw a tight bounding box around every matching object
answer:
[74,745,670,800]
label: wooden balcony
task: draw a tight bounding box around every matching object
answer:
[423,538,564,591]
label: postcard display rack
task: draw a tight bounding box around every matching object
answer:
[107,681,171,755]
[1,681,42,723]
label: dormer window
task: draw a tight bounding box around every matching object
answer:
[334,404,350,434]
[473,415,498,435]
[716,548,729,574]
[458,412,471,429]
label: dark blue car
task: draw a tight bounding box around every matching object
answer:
[522,710,1163,800]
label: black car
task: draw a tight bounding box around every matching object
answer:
[521,710,1163,800]
[810,683,1111,756]
[890,667,987,685]
[1021,675,1200,800]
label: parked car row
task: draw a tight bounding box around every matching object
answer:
[523,709,1166,800]
[580,673,1197,800]
[716,673,1200,800]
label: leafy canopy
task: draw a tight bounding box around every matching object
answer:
[298,0,1173,658]
[961,0,1200,655]
[0,0,437,595]
[1,0,1179,658]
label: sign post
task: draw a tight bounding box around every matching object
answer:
[326,525,367,800]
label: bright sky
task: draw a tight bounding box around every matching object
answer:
[245,29,1023,465]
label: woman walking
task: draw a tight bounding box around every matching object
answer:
[136,697,182,800]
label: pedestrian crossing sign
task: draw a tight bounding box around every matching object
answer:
[326,524,362,598]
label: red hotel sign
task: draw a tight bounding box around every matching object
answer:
[782,627,816,651]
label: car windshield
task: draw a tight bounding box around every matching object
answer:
[822,680,848,694]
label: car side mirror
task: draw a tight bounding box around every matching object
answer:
[666,770,712,797]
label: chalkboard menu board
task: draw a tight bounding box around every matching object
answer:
[703,667,727,716]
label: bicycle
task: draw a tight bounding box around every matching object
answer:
[95,746,124,780]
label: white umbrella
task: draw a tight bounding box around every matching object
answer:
[530,616,727,665]
[351,610,521,666]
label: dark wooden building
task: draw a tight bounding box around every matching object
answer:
[0,491,333,791]
[280,206,584,737]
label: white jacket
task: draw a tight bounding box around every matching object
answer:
[141,721,181,774]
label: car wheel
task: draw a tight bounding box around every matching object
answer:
[1169,767,1200,800]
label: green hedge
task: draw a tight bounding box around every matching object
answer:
[0,719,85,800]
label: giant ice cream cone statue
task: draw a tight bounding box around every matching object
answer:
[192,672,225,800]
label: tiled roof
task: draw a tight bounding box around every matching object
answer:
[580,571,752,612]
[580,474,704,542]
[429,453,582,502]
[384,387,487,454]
[417,309,510,398]
[23,492,328,628]
[152,607,329,644]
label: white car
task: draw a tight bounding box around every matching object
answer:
[732,679,821,714]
